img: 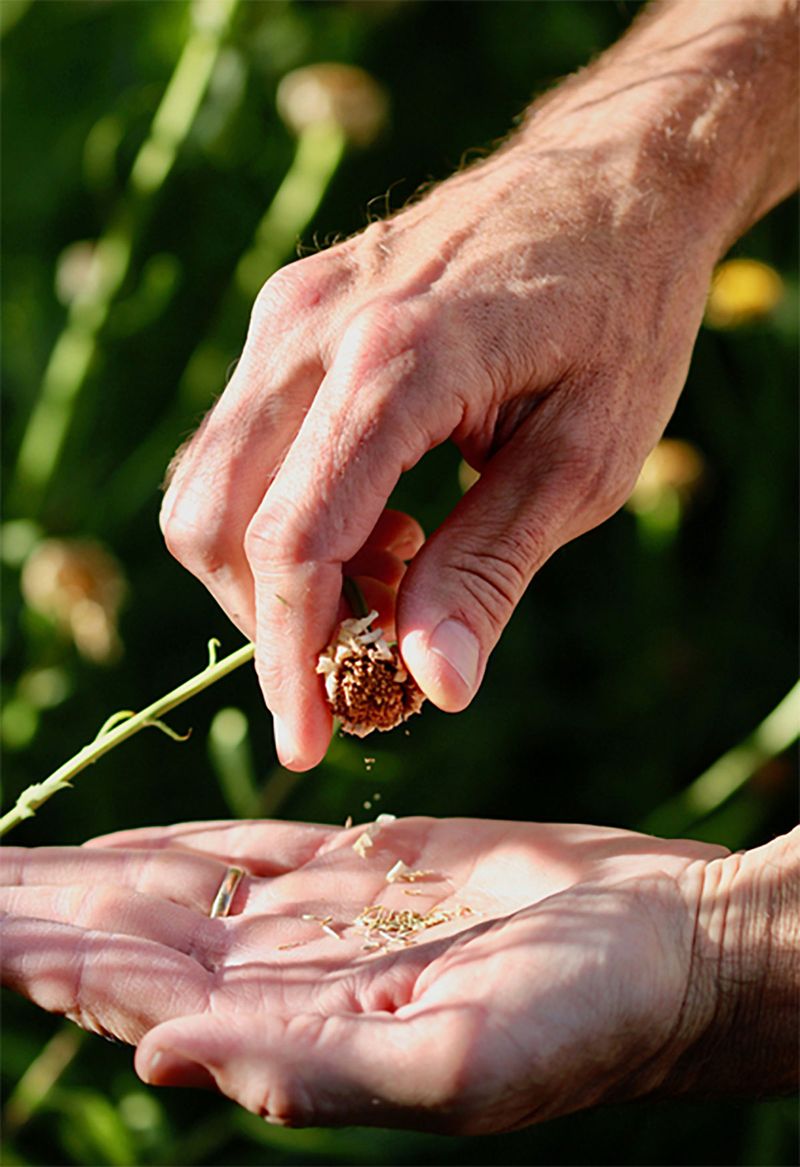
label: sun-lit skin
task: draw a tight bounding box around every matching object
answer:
[160,0,797,772]
[3,0,797,1139]
[2,820,797,1131]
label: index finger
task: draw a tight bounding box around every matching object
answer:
[245,301,461,769]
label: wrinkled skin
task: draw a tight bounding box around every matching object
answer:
[1,817,729,1132]
[160,134,719,770]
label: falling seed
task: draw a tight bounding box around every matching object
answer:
[352,812,396,858]
[353,834,373,859]
[343,815,353,829]
[363,800,372,810]
[373,791,381,801]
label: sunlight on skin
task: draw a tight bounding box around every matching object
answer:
[0,816,737,1132]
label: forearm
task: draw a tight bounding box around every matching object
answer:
[516,0,798,259]
[669,826,800,1099]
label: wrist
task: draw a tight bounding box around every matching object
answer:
[663,827,800,1100]
[513,0,798,261]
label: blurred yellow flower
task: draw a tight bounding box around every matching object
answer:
[626,438,705,516]
[21,537,127,664]
[705,258,784,329]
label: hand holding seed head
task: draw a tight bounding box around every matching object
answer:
[161,136,718,769]
[160,0,796,770]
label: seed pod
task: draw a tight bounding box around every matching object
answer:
[316,611,424,737]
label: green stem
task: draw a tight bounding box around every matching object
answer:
[2,1025,84,1137]
[98,122,347,526]
[342,576,369,618]
[234,121,346,301]
[0,640,254,838]
[9,0,239,517]
[642,679,800,836]
[175,121,346,412]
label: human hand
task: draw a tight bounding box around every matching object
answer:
[160,130,717,769]
[6,815,787,1132]
[160,0,797,771]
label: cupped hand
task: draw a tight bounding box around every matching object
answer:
[1,817,729,1132]
[160,114,720,770]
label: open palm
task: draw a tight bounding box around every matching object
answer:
[1,817,726,1132]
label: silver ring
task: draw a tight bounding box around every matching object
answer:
[209,866,245,918]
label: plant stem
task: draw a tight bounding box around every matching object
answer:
[99,121,347,528]
[2,1025,84,1137]
[342,576,369,618]
[0,641,254,838]
[9,0,239,517]
[642,679,800,836]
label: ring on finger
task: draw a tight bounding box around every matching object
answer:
[209,866,245,918]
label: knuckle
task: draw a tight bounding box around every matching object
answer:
[342,296,432,373]
[244,499,308,568]
[161,502,228,577]
[250,253,346,336]
[251,264,309,328]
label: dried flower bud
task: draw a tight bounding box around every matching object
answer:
[276,63,389,148]
[21,538,127,664]
[316,611,424,737]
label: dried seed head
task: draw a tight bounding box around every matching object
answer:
[317,612,425,737]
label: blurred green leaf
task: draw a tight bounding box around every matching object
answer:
[54,1087,137,1166]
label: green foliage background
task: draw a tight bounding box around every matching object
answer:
[1,2,797,1164]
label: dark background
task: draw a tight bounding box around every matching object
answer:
[2,2,797,1164]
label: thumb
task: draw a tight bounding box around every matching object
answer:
[398,415,628,710]
[136,1006,475,1130]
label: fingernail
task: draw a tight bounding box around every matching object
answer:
[428,618,480,694]
[273,715,296,768]
[144,1049,215,1090]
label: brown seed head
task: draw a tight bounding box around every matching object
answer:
[316,611,425,738]
[330,645,423,736]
